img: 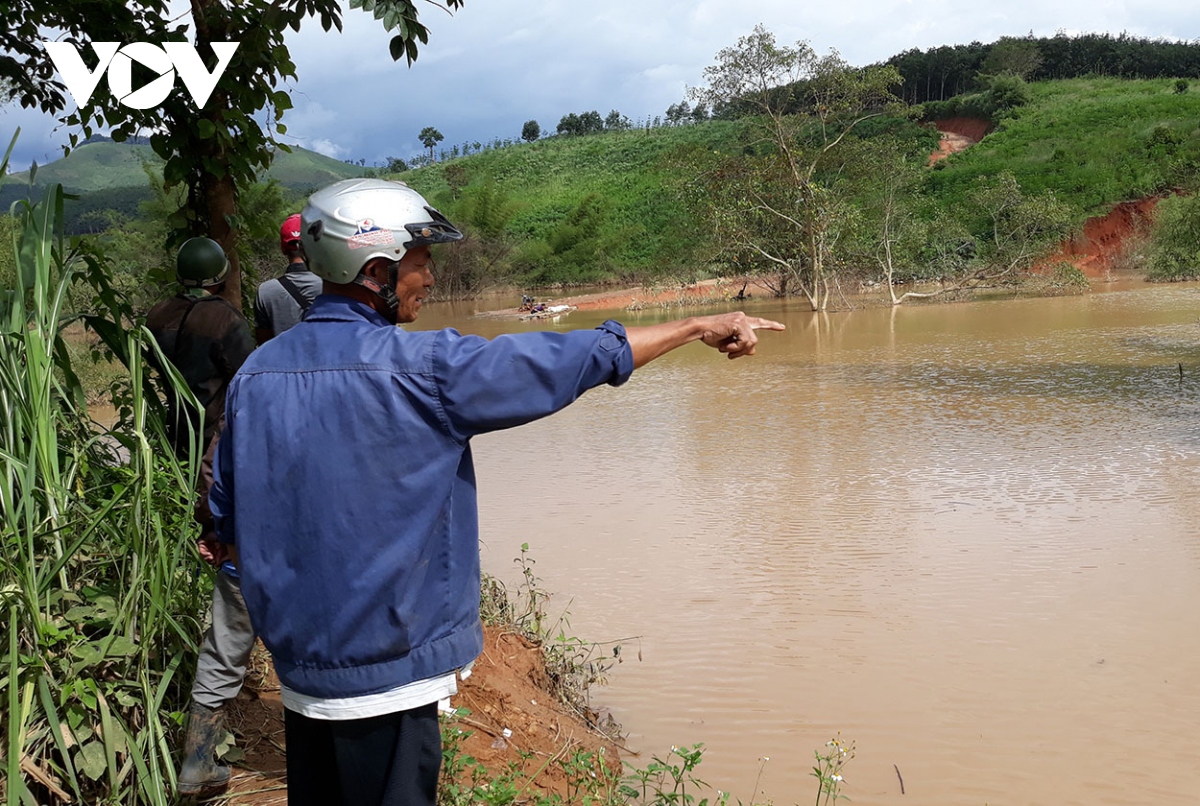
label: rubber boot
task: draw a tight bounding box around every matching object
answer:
[177,703,232,795]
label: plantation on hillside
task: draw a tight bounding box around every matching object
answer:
[398,120,752,286]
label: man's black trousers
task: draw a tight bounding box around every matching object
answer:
[284,702,441,806]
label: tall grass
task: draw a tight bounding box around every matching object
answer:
[0,132,207,805]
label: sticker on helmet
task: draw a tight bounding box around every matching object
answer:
[347,219,396,250]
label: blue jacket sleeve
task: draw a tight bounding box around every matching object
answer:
[209,383,237,544]
[434,320,634,440]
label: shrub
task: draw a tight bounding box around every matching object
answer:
[1147,192,1200,280]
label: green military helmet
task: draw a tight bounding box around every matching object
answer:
[176,237,230,289]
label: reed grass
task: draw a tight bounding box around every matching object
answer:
[0,130,209,805]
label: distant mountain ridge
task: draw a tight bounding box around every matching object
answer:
[6,139,364,193]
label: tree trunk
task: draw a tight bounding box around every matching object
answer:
[190,0,241,308]
[203,169,240,307]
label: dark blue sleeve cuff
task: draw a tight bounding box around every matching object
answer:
[597,320,635,387]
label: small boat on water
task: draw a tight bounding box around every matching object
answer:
[519,304,575,321]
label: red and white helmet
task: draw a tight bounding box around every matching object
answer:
[279,213,302,255]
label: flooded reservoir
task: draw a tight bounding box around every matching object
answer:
[419,282,1200,805]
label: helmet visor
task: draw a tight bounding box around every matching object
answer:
[405,206,464,247]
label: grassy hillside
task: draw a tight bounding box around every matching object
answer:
[398,121,753,279]
[924,77,1200,218]
[388,76,1200,287]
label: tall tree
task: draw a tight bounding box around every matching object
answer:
[419,126,445,160]
[603,109,628,130]
[521,119,541,142]
[5,0,464,305]
[578,110,604,134]
[557,112,582,136]
[979,37,1043,80]
[690,24,903,309]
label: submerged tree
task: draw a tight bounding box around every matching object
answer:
[690,24,904,309]
[965,171,1073,284]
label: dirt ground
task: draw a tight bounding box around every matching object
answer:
[216,626,624,805]
[927,117,990,165]
[1042,195,1162,278]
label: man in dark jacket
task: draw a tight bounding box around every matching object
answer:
[146,237,256,796]
[146,237,254,456]
[210,179,784,806]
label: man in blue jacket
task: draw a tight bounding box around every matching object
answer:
[209,178,783,806]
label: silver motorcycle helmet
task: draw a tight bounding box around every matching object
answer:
[300,179,462,285]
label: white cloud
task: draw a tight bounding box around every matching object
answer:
[306,137,349,160]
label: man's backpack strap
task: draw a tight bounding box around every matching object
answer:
[277,274,314,315]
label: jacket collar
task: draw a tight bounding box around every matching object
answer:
[304,294,393,328]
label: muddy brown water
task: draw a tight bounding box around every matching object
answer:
[84,284,1200,803]
[416,282,1200,805]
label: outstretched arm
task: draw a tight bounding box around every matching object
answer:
[625,312,786,368]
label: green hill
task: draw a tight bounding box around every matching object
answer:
[393,76,1200,287]
[8,77,1197,288]
[6,140,364,193]
[400,120,754,282]
[1,140,364,234]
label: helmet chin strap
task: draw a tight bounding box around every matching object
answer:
[354,262,401,322]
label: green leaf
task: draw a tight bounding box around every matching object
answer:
[149,133,170,158]
[276,123,288,135]
[389,34,406,62]
[103,636,138,658]
[197,119,217,139]
[70,643,104,667]
[96,693,121,791]
[163,157,188,185]
[77,741,106,781]
[64,606,97,622]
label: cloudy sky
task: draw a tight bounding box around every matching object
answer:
[3,0,1199,171]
